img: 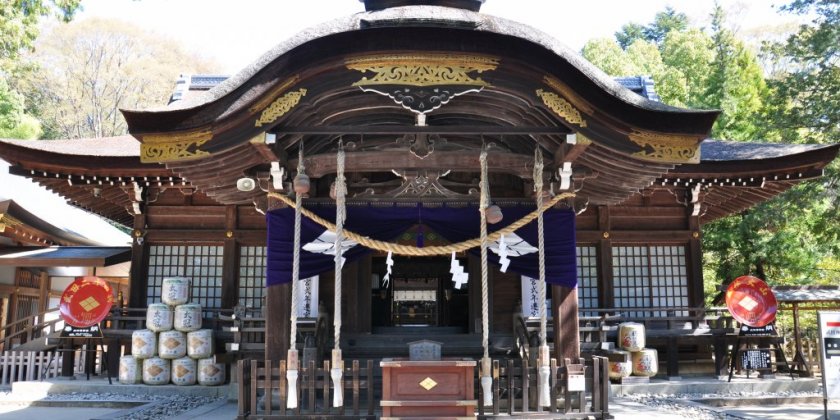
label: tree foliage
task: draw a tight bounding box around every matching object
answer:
[0,0,80,139]
[615,7,689,48]
[18,18,219,139]
[585,2,839,301]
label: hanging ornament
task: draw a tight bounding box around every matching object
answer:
[329,181,337,200]
[382,251,393,289]
[485,204,503,224]
[498,234,510,272]
[450,252,468,289]
[293,173,310,194]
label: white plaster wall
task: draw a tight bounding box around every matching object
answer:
[0,266,14,285]
[96,261,130,277]
[51,276,75,294]
[46,267,88,277]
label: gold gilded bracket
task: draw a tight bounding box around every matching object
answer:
[628,130,701,163]
[346,53,499,87]
[536,89,587,127]
[140,130,212,163]
[255,88,307,127]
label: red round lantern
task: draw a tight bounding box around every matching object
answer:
[725,275,777,327]
[59,276,114,328]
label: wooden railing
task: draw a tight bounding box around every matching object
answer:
[0,307,62,352]
[235,356,610,419]
[0,351,62,385]
[237,359,375,419]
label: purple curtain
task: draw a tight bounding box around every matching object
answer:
[266,203,577,287]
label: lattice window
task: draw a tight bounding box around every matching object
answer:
[612,245,689,316]
[576,246,599,314]
[238,246,266,310]
[147,245,224,311]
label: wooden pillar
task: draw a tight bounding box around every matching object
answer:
[265,282,292,360]
[467,254,488,334]
[791,303,812,376]
[687,214,704,307]
[596,206,613,307]
[38,272,49,313]
[221,205,238,310]
[355,256,373,333]
[552,285,580,362]
[342,262,359,332]
[128,214,149,308]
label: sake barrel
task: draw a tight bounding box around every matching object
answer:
[131,329,157,358]
[118,356,143,384]
[161,277,190,306]
[171,357,197,386]
[146,303,173,332]
[143,357,171,385]
[174,304,202,332]
[197,357,225,386]
[618,322,646,351]
[632,348,659,377]
[158,330,187,359]
[187,329,214,359]
[608,350,632,379]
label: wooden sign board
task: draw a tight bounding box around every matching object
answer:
[60,323,104,338]
[740,349,771,370]
[568,374,586,391]
[817,312,840,400]
[739,323,777,337]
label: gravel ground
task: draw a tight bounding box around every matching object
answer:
[112,395,222,419]
[622,389,823,420]
[0,390,223,419]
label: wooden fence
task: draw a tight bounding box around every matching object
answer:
[236,357,610,419]
[0,351,61,385]
[237,359,375,419]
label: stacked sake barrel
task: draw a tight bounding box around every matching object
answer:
[613,322,658,379]
[119,277,225,386]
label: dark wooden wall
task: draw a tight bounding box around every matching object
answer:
[129,187,703,345]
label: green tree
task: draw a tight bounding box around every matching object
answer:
[703,4,769,140]
[0,77,40,139]
[614,7,689,48]
[0,0,79,139]
[19,18,219,139]
[703,0,838,293]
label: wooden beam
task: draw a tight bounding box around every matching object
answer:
[128,214,148,308]
[553,285,580,362]
[299,150,535,178]
[576,230,694,242]
[276,125,569,135]
[222,205,238,310]
[596,206,613,308]
[265,282,291,360]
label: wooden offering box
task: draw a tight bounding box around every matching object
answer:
[380,358,477,419]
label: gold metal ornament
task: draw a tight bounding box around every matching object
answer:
[346,53,499,87]
[628,130,701,163]
[419,377,438,391]
[140,130,213,163]
[255,88,308,127]
[536,89,587,127]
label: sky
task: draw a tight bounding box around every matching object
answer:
[76,0,804,74]
[0,0,804,245]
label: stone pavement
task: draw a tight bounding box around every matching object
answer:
[0,374,837,419]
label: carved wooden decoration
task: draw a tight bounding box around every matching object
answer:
[140,130,212,163]
[346,53,499,114]
[628,130,701,163]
